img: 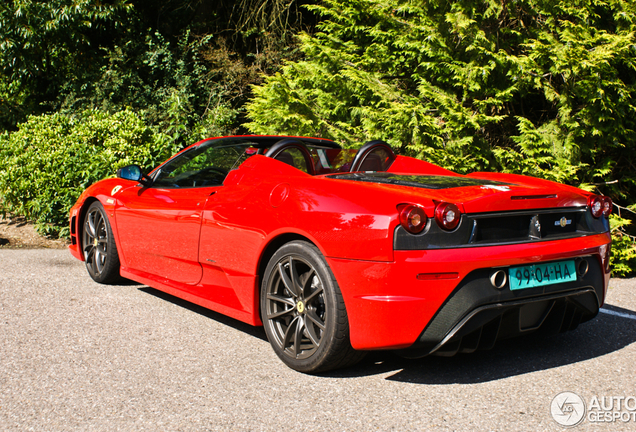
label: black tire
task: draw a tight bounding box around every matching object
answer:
[82,201,122,284]
[261,241,365,373]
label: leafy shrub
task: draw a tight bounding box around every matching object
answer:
[0,109,177,237]
[0,0,133,129]
[57,30,241,148]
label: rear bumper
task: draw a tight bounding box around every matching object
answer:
[326,233,611,351]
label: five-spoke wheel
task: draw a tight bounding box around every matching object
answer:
[261,241,364,373]
[82,201,121,284]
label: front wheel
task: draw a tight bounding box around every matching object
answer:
[261,241,365,373]
[82,201,122,284]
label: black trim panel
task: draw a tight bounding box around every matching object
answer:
[328,172,512,189]
[395,207,609,250]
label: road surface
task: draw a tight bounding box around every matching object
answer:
[1,249,635,431]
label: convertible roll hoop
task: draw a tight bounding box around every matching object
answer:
[264,139,316,175]
[350,140,396,172]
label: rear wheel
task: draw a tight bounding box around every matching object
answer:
[261,241,364,373]
[82,201,122,284]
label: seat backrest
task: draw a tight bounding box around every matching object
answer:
[275,150,296,168]
[264,139,315,175]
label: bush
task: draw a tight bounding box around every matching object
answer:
[610,211,636,277]
[0,109,177,237]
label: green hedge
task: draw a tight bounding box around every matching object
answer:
[0,109,177,237]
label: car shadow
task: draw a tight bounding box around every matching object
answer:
[112,278,146,286]
[136,285,635,382]
[138,286,268,342]
[325,304,636,383]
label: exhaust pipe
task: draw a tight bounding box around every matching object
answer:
[576,259,589,277]
[490,270,507,289]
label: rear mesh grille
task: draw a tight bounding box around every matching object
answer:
[471,209,586,244]
[472,214,533,243]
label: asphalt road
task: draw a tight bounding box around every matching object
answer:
[1,249,635,431]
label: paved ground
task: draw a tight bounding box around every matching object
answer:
[1,249,635,431]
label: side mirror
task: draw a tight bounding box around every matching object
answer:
[116,164,152,186]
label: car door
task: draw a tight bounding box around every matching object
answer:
[115,140,248,285]
[115,185,219,285]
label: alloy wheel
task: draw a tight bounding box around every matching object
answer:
[82,206,109,279]
[265,255,327,360]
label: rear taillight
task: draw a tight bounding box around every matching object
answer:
[601,196,612,218]
[589,195,603,218]
[435,202,461,231]
[398,204,427,234]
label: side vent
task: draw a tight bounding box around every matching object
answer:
[70,216,77,245]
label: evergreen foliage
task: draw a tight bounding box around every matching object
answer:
[610,210,636,276]
[246,0,636,275]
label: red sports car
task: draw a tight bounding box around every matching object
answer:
[69,136,612,372]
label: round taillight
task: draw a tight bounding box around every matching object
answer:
[601,196,612,218]
[589,195,603,218]
[399,204,427,234]
[435,202,461,230]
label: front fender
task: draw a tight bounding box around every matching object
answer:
[68,178,137,263]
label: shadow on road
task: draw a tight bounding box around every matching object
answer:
[327,304,636,383]
[137,283,635,383]
[138,286,268,342]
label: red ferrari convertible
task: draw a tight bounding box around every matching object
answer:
[69,136,612,372]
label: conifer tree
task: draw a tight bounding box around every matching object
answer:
[246,0,636,274]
